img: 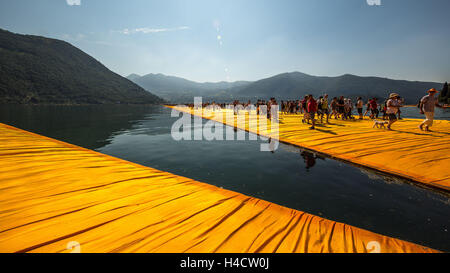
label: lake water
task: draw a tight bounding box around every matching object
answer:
[384,106,450,119]
[0,105,449,252]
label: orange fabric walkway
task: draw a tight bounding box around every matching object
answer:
[0,123,438,253]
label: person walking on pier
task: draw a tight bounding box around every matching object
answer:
[356,97,364,120]
[319,94,330,124]
[307,95,318,130]
[330,97,338,119]
[301,96,308,123]
[337,96,345,120]
[368,98,379,119]
[386,93,402,130]
[418,88,445,131]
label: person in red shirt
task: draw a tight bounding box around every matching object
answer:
[307,94,318,130]
[369,98,379,119]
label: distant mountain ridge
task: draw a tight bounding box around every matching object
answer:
[128,71,443,104]
[127,73,251,102]
[0,29,163,104]
[234,72,443,103]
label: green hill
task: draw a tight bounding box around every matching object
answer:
[0,29,163,104]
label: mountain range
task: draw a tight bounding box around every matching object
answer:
[0,28,162,104]
[127,73,250,102]
[128,72,443,104]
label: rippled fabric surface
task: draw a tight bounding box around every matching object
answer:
[0,123,437,253]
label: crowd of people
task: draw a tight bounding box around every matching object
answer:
[184,88,447,131]
[279,94,411,129]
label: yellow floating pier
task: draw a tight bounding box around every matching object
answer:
[0,123,438,253]
[168,106,450,192]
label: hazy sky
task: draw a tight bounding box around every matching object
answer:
[0,0,449,83]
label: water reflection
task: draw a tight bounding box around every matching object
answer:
[397,106,450,120]
[0,105,161,149]
[300,150,326,171]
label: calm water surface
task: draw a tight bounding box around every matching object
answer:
[0,105,449,252]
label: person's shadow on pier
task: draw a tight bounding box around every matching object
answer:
[314,128,338,135]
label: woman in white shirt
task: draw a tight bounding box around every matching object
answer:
[385,93,402,130]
